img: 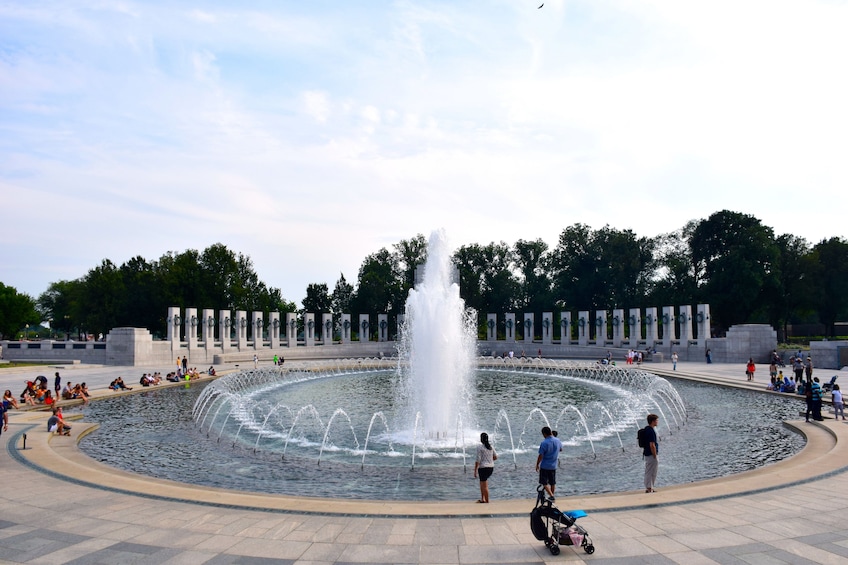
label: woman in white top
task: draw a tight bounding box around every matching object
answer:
[473,432,497,503]
[832,384,844,420]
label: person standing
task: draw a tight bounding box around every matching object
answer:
[536,426,559,501]
[832,384,845,421]
[473,432,497,503]
[746,358,756,381]
[811,377,824,421]
[793,357,805,384]
[671,351,678,371]
[253,354,258,369]
[705,349,712,364]
[805,379,814,422]
[0,400,8,439]
[643,414,659,493]
[805,357,814,383]
[53,372,61,397]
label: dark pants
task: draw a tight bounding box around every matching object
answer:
[812,399,823,421]
[806,399,813,421]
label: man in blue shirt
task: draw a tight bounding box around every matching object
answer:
[643,414,659,493]
[811,377,824,421]
[536,426,559,501]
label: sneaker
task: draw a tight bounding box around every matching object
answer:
[545,494,556,502]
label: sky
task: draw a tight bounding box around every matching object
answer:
[2,0,847,307]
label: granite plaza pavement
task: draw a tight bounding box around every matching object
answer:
[2,360,848,564]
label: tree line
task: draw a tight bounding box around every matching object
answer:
[1,210,846,341]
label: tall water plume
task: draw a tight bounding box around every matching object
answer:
[397,230,477,436]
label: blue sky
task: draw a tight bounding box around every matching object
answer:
[2,0,847,306]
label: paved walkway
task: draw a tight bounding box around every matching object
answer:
[2,361,848,564]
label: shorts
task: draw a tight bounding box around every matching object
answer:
[539,468,556,486]
[478,467,493,482]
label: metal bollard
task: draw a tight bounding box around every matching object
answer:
[22,433,27,450]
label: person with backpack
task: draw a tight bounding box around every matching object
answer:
[640,414,660,493]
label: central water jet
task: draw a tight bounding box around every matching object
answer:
[396,229,477,437]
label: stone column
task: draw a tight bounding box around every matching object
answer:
[577,311,589,346]
[560,311,571,344]
[185,308,199,349]
[645,307,658,345]
[219,309,232,351]
[678,305,693,343]
[377,314,389,342]
[322,313,334,345]
[486,314,497,341]
[595,310,608,343]
[695,304,711,345]
[505,313,516,342]
[542,312,553,345]
[167,307,180,346]
[340,314,351,344]
[303,313,315,347]
[628,308,642,345]
[661,306,676,342]
[236,310,247,350]
[269,312,280,349]
[202,309,215,346]
[523,313,534,345]
[396,314,405,337]
[252,311,263,350]
[611,308,624,347]
[285,312,298,347]
[359,314,370,343]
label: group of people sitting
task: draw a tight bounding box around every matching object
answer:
[61,381,90,404]
[139,372,162,386]
[108,377,133,391]
[767,371,798,393]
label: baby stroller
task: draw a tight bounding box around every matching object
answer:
[530,485,595,555]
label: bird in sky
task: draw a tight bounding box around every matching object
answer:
[538,3,544,7]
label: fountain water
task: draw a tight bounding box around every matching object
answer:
[395,229,477,436]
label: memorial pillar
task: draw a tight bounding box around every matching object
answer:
[185,308,198,350]
[560,311,571,344]
[487,314,497,341]
[577,311,589,346]
[645,307,658,345]
[628,308,642,346]
[661,306,676,342]
[252,311,263,350]
[285,312,298,347]
[378,314,389,342]
[695,304,711,345]
[167,307,180,349]
[219,309,231,351]
[611,308,624,347]
[396,314,405,339]
[322,313,333,345]
[236,310,247,350]
[202,308,215,347]
[340,314,351,344]
[523,313,534,345]
[359,314,370,343]
[269,312,280,349]
[678,305,693,343]
[303,313,315,347]
[595,310,608,343]
[505,313,516,342]
[542,312,553,345]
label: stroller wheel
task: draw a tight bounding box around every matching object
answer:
[584,544,595,554]
[549,544,560,555]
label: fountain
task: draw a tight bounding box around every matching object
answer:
[78,230,805,500]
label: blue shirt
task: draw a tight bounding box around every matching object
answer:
[538,436,559,470]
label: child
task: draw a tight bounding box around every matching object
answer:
[832,384,844,421]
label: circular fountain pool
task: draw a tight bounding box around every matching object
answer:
[79,362,805,501]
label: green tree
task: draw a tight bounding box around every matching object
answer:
[80,259,125,337]
[301,283,332,338]
[812,237,848,337]
[38,279,85,339]
[768,235,818,339]
[331,273,354,315]
[350,248,403,339]
[452,242,518,334]
[551,224,654,314]
[648,222,699,308]
[0,282,41,339]
[393,234,428,291]
[689,211,778,331]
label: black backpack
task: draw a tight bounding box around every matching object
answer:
[637,426,648,448]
